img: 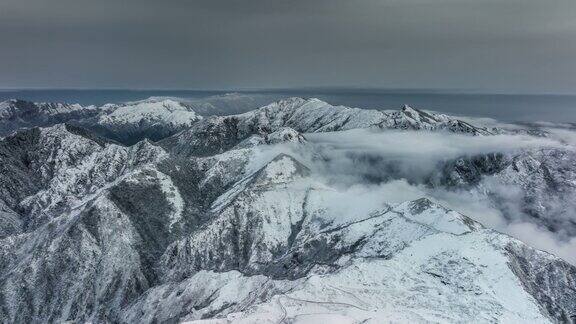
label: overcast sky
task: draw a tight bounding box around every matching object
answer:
[1,0,576,92]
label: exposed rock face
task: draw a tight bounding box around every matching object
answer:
[492,148,576,235]
[424,147,576,238]
[506,242,576,323]
[0,97,575,323]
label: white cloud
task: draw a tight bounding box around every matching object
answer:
[304,129,564,185]
[252,127,576,264]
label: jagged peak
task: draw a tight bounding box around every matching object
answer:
[401,104,416,112]
[8,123,118,151]
[208,154,312,212]
[251,154,310,187]
[233,127,306,149]
[400,104,421,120]
[265,127,306,144]
[394,197,483,235]
[399,104,439,121]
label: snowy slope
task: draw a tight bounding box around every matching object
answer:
[182,232,554,323]
[126,159,576,322]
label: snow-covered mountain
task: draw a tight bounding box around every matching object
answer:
[0,99,98,135]
[86,98,203,144]
[0,97,575,323]
[232,97,495,134]
[98,99,201,127]
[0,94,277,144]
[158,97,496,158]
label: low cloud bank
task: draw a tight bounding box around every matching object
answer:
[305,129,562,185]
[251,128,576,264]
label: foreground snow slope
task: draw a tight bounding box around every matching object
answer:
[123,155,576,323]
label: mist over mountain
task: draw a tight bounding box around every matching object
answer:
[0,96,575,323]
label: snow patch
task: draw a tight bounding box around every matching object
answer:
[156,171,184,231]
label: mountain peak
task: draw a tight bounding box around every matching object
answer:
[397,197,483,234]
[399,104,437,121]
[98,98,201,127]
[265,127,306,144]
[402,104,415,111]
[252,154,310,187]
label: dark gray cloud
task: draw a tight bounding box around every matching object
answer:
[1,0,576,92]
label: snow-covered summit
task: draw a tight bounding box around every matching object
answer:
[251,154,311,187]
[238,97,385,132]
[387,104,495,135]
[98,98,202,127]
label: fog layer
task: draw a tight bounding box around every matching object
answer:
[250,128,576,264]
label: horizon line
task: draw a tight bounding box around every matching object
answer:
[1,86,576,96]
